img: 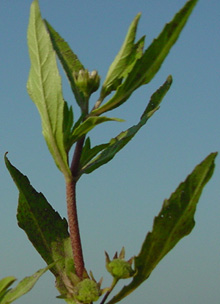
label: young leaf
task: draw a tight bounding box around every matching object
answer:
[63,101,74,152]
[107,152,218,304]
[0,277,16,301]
[92,0,198,116]
[81,76,172,175]
[79,137,109,170]
[26,0,71,180]
[0,265,54,304]
[44,20,86,108]
[5,155,75,295]
[100,13,142,98]
[69,116,124,147]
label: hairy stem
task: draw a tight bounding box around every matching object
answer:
[66,136,86,279]
[66,179,84,278]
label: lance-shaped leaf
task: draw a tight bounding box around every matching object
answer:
[26,0,71,180]
[68,116,124,149]
[44,20,86,108]
[100,13,143,98]
[79,137,109,170]
[5,155,75,296]
[80,76,172,176]
[107,152,218,304]
[92,0,198,116]
[63,101,74,152]
[0,265,54,304]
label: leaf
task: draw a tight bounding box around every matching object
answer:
[0,277,16,301]
[1,265,53,304]
[44,20,86,107]
[5,155,74,295]
[69,116,124,147]
[26,0,71,180]
[92,0,198,115]
[81,76,172,175]
[101,13,143,97]
[107,152,218,304]
[63,101,74,152]
[79,137,109,170]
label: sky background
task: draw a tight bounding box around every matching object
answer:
[0,0,219,303]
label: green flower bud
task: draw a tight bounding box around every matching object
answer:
[107,259,134,279]
[74,279,101,304]
[105,247,135,280]
[73,69,100,97]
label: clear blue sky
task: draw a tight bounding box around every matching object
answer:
[0,1,219,303]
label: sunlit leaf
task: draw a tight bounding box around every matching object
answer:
[107,152,218,304]
[81,76,172,175]
[26,0,71,180]
[5,155,74,295]
[101,13,143,97]
[45,20,86,107]
[92,0,198,115]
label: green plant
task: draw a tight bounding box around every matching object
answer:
[1,0,218,303]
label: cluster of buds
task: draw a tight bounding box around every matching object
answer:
[73,272,102,304]
[105,247,135,280]
[73,69,100,98]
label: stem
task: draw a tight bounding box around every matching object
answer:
[92,95,105,111]
[70,137,85,177]
[66,179,84,279]
[100,278,118,304]
[66,136,86,279]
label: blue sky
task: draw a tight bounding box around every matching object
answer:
[0,0,219,303]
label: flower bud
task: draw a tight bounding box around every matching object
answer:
[74,279,101,304]
[73,69,100,97]
[105,248,135,280]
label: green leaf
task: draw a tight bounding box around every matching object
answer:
[0,265,53,304]
[63,101,74,152]
[107,152,218,304]
[0,277,16,301]
[101,13,143,97]
[26,0,71,180]
[81,76,172,175]
[69,116,124,147]
[5,155,74,295]
[92,0,198,115]
[44,20,86,107]
[79,137,109,170]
